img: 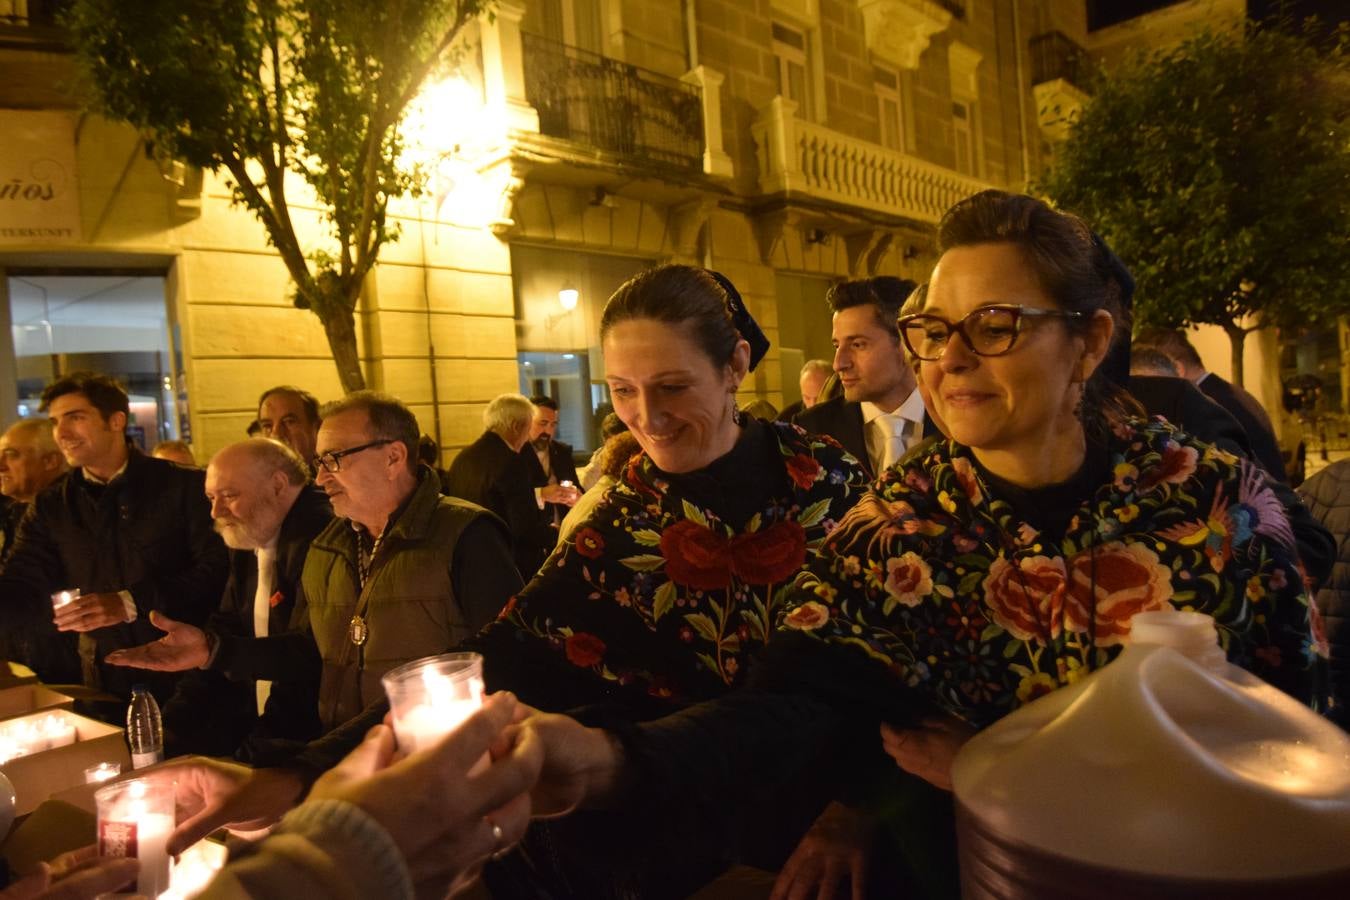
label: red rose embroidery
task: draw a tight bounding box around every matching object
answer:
[732,520,807,584]
[785,453,821,489]
[1138,441,1199,491]
[564,632,606,668]
[661,520,734,590]
[1065,542,1173,646]
[982,555,1070,645]
[884,552,933,608]
[574,526,605,559]
[950,456,983,504]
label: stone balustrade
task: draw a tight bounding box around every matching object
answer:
[752,95,991,224]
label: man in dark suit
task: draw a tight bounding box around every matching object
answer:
[446,393,558,579]
[796,277,927,479]
[522,396,581,526]
[1137,328,1286,480]
[106,438,332,763]
[0,372,229,705]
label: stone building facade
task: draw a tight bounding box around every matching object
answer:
[0,0,1281,462]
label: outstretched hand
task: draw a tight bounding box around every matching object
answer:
[104,611,209,671]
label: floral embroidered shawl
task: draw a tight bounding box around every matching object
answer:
[490,420,869,706]
[781,418,1328,729]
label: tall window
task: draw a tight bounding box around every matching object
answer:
[874,64,905,151]
[952,100,975,175]
[772,21,812,119]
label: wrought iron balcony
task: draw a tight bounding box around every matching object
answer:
[520,32,705,173]
[1029,31,1095,91]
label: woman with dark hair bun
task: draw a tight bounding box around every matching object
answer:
[468,263,871,898]
[516,192,1328,899]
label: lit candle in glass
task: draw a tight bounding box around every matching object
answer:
[51,588,80,611]
[382,652,484,755]
[40,713,77,748]
[85,761,122,784]
[96,778,173,898]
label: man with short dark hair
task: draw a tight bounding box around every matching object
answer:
[107,438,332,762]
[797,277,927,478]
[257,386,322,467]
[305,391,520,730]
[0,372,228,703]
[522,396,581,526]
[1136,328,1285,479]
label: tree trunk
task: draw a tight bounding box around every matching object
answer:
[1223,323,1247,388]
[320,307,366,393]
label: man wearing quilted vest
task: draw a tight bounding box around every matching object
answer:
[305,391,521,731]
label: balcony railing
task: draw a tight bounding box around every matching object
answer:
[1029,31,1095,91]
[753,96,990,225]
[520,32,704,173]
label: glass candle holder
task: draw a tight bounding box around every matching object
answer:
[95,777,174,898]
[382,652,484,755]
[51,588,79,611]
[85,761,122,784]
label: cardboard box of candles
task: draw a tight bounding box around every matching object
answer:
[0,684,75,723]
[0,661,38,689]
[0,709,128,815]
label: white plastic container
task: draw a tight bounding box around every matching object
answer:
[952,609,1350,898]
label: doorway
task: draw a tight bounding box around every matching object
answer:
[5,272,188,449]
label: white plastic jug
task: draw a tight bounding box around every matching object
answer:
[951,609,1350,899]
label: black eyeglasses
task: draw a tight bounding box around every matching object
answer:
[896,305,1083,361]
[313,439,394,474]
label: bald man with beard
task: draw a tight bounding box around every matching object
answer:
[107,439,332,762]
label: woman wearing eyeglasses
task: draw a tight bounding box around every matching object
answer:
[514,191,1328,899]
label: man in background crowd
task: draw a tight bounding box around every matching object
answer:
[797,277,927,479]
[779,358,833,422]
[257,385,322,470]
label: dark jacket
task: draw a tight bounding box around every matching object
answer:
[446,431,555,578]
[1127,375,1253,459]
[1198,373,1286,479]
[0,495,80,682]
[162,485,333,762]
[521,439,581,527]
[0,450,228,704]
[1297,461,1350,729]
[794,395,936,480]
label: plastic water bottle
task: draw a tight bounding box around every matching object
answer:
[126,685,164,769]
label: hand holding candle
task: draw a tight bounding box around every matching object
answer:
[382,652,485,755]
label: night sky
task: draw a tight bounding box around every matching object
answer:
[1088,0,1350,32]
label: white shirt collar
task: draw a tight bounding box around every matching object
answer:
[860,389,925,424]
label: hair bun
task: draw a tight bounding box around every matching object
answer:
[708,270,770,372]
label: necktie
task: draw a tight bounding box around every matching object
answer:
[881,413,909,471]
[253,546,277,715]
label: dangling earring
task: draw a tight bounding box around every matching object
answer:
[730,391,745,426]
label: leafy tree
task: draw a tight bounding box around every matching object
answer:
[64,0,489,391]
[1039,21,1350,385]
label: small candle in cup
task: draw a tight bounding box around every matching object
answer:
[51,588,80,610]
[382,652,484,755]
[40,713,77,748]
[85,761,122,784]
[96,777,173,898]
